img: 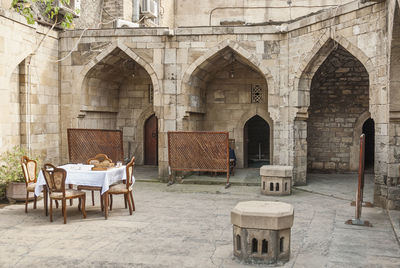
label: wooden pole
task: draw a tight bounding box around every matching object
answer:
[345,134,372,227]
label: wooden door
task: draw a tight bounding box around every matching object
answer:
[144,114,158,165]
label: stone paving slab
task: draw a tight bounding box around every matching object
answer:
[0,182,399,267]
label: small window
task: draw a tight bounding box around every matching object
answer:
[280,237,284,253]
[270,182,274,191]
[236,235,241,251]
[285,182,288,192]
[263,181,265,190]
[276,183,280,191]
[251,84,263,103]
[262,239,268,254]
[252,238,258,253]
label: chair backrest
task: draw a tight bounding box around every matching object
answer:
[42,163,67,196]
[87,154,112,165]
[125,157,135,187]
[21,156,37,185]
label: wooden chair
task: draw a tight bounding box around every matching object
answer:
[77,154,113,210]
[21,156,47,214]
[104,157,135,219]
[42,163,86,224]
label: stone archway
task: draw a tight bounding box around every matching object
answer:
[293,36,374,184]
[181,39,275,95]
[307,44,369,172]
[235,110,273,168]
[180,40,275,119]
[73,43,158,169]
[180,41,272,169]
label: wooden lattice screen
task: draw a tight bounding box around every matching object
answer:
[167,131,230,185]
[67,128,124,163]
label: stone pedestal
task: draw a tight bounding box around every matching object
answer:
[231,201,294,264]
[260,165,293,195]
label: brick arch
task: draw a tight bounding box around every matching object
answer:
[292,34,375,111]
[73,40,160,117]
[181,39,275,96]
[233,109,274,168]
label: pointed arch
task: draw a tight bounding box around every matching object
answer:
[181,39,275,96]
[234,109,273,168]
[292,34,375,110]
[78,40,160,96]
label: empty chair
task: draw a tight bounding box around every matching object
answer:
[104,157,135,219]
[21,156,47,214]
[42,163,86,224]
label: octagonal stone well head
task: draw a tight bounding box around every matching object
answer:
[231,201,294,230]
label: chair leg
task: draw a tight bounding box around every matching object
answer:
[82,195,87,219]
[91,190,95,206]
[110,194,113,211]
[69,185,73,206]
[55,200,59,209]
[100,191,104,212]
[63,199,67,224]
[44,188,48,216]
[127,193,133,215]
[104,192,109,220]
[33,194,37,209]
[130,191,135,211]
[25,191,29,213]
[124,194,127,209]
[50,198,53,222]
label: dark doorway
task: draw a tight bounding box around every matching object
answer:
[144,114,158,165]
[362,118,375,170]
[244,115,270,168]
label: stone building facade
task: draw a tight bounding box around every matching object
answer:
[1,0,400,209]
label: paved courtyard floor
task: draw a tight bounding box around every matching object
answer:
[0,172,399,267]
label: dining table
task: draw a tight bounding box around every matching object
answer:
[34,163,135,218]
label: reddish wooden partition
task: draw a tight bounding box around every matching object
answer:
[67,129,124,163]
[167,131,230,185]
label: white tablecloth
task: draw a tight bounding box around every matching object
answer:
[34,164,134,196]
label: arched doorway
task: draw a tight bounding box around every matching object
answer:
[362,118,375,171]
[244,115,270,168]
[307,44,369,173]
[144,114,158,165]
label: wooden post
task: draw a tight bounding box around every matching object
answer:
[345,134,372,227]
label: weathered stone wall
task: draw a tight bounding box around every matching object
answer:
[307,45,369,172]
[0,10,60,164]
[174,0,353,27]
[73,0,103,29]
[384,0,400,209]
